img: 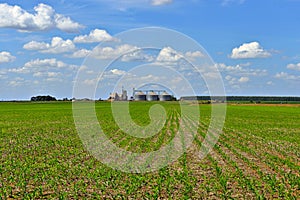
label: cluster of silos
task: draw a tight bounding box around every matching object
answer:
[134,90,172,101]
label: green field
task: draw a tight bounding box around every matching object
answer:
[0,102,299,199]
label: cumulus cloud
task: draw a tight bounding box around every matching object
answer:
[217,63,267,76]
[217,62,270,90]
[69,44,138,61]
[185,51,204,59]
[230,42,271,59]
[121,50,155,62]
[8,78,26,87]
[83,78,98,86]
[287,63,300,71]
[151,0,173,6]
[156,47,182,62]
[71,46,155,62]
[83,68,128,86]
[24,58,67,68]
[156,47,204,64]
[70,44,138,59]
[224,75,238,86]
[23,41,48,51]
[275,72,300,80]
[110,69,126,76]
[0,3,83,32]
[74,29,117,43]
[9,58,76,74]
[0,51,15,63]
[92,44,139,59]
[70,49,91,58]
[223,75,249,90]
[24,37,76,54]
[70,45,204,63]
[33,71,62,78]
[238,76,249,83]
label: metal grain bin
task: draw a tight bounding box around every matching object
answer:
[159,91,172,101]
[134,91,147,101]
[147,91,159,101]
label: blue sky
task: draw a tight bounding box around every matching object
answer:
[0,0,299,100]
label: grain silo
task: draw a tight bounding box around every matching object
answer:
[134,91,147,101]
[147,91,159,101]
[159,91,172,101]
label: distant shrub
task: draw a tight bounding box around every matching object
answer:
[31,95,57,101]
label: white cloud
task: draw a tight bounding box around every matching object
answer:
[139,74,161,81]
[151,0,173,6]
[287,63,300,71]
[217,63,267,76]
[9,58,76,74]
[223,75,249,91]
[156,47,204,64]
[82,68,127,86]
[45,77,63,82]
[8,67,28,74]
[0,3,83,32]
[71,45,203,63]
[218,63,243,72]
[54,14,83,33]
[70,46,155,62]
[0,51,15,63]
[8,80,23,87]
[70,49,92,58]
[89,44,138,60]
[24,37,76,54]
[275,72,300,80]
[63,44,137,59]
[238,76,249,83]
[225,75,233,81]
[230,42,271,59]
[156,47,183,63]
[121,50,155,62]
[23,41,48,51]
[74,29,117,43]
[33,71,62,78]
[217,63,270,90]
[83,78,98,86]
[24,58,67,69]
[185,51,204,59]
[225,75,238,86]
[110,69,126,76]
[6,77,27,87]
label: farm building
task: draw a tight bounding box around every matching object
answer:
[108,88,128,101]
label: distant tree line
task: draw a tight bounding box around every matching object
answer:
[180,96,300,102]
[31,95,57,101]
[29,95,300,102]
